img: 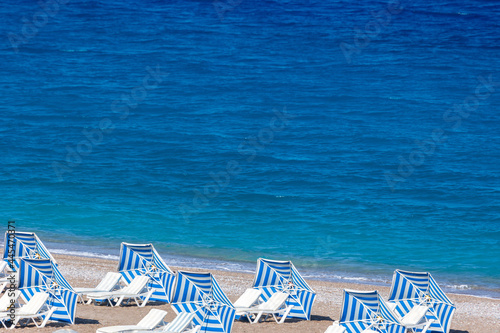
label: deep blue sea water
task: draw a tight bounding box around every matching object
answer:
[1,0,499,297]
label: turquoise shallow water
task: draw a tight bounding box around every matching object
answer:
[1,0,499,297]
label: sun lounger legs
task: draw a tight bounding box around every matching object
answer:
[10,307,56,329]
[114,290,154,307]
[250,304,293,324]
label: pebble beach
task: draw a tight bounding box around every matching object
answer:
[8,253,499,333]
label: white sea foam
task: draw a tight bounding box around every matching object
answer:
[446,284,471,290]
[50,248,120,261]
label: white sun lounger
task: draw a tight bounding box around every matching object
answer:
[323,319,368,333]
[131,312,199,333]
[0,290,21,312]
[387,302,434,333]
[74,272,122,303]
[236,291,293,324]
[233,288,262,313]
[0,262,16,294]
[87,275,153,307]
[324,321,346,333]
[96,309,168,333]
[0,292,56,329]
[159,312,199,333]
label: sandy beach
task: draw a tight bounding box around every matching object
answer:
[3,253,498,333]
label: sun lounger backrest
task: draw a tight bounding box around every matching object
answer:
[96,272,122,291]
[123,275,149,294]
[234,288,262,308]
[0,261,7,274]
[0,289,20,311]
[259,291,288,310]
[401,305,429,326]
[137,309,168,329]
[18,292,49,315]
[163,312,195,332]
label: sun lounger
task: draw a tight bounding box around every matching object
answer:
[74,272,122,303]
[324,321,346,333]
[160,312,199,333]
[236,291,293,324]
[96,309,168,333]
[0,292,56,329]
[87,275,153,307]
[0,262,16,294]
[131,312,199,333]
[233,288,262,312]
[0,290,20,312]
[387,302,434,332]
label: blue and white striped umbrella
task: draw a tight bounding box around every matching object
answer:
[388,270,456,333]
[339,289,406,333]
[252,258,316,320]
[18,258,77,324]
[118,242,176,302]
[3,231,56,270]
[171,271,235,333]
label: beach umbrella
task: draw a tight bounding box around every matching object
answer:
[339,289,406,333]
[17,258,77,324]
[251,258,316,320]
[3,231,56,270]
[118,242,175,302]
[171,271,235,333]
[388,270,456,333]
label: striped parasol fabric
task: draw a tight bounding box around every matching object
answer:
[118,242,175,302]
[388,270,455,333]
[339,289,406,333]
[17,258,77,324]
[252,258,316,320]
[171,271,235,333]
[3,231,56,270]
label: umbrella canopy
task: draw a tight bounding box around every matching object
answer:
[118,242,175,302]
[18,258,77,324]
[171,271,235,333]
[3,231,56,270]
[339,289,406,333]
[252,258,316,320]
[388,270,456,333]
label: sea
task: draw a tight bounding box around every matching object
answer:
[1,0,499,298]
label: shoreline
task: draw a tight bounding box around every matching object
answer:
[37,241,500,300]
[57,249,500,302]
[3,252,500,332]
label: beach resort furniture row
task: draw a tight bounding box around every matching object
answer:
[1,231,455,333]
[75,257,314,326]
[1,231,316,331]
